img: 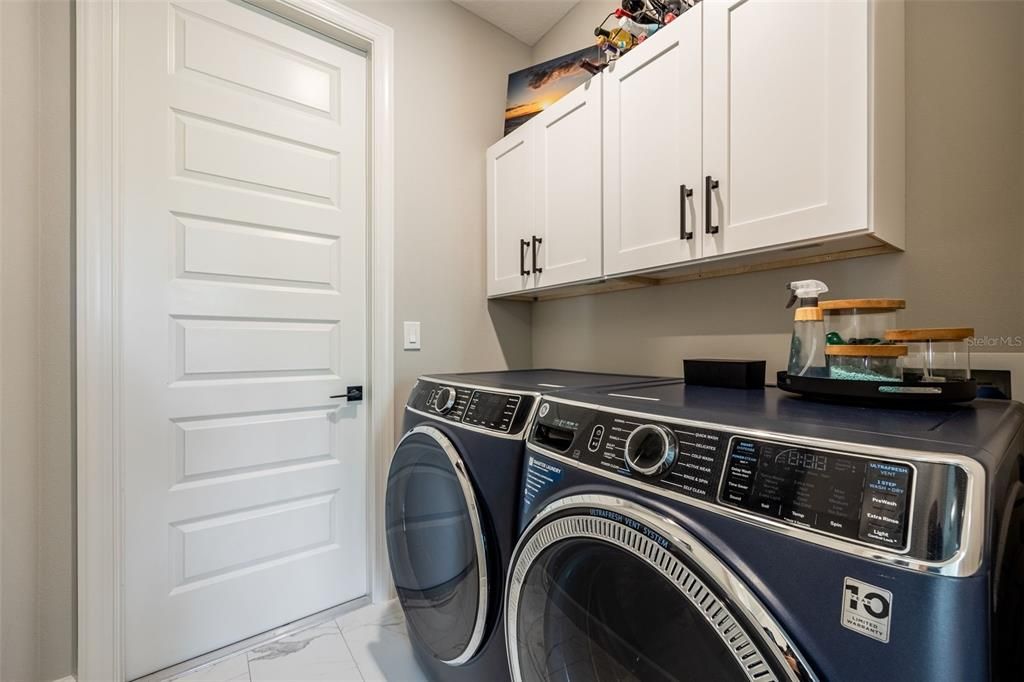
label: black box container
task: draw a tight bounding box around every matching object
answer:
[683,359,766,389]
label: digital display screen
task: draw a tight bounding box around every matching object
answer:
[719,438,913,550]
[462,391,520,432]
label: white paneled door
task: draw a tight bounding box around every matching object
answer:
[121,1,368,677]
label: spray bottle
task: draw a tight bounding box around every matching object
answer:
[785,280,829,378]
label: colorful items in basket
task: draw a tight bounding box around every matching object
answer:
[824,344,907,382]
[820,299,905,348]
[782,283,977,396]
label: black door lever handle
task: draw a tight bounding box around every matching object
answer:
[330,386,363,402]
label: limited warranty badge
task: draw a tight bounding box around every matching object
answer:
[841,577,892,643]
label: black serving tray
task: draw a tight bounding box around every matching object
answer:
[776,371,977,405]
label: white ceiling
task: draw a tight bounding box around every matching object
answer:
[452,0,581,46]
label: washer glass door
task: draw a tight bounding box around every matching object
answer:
[507,497,807,682]
[385,426,488,665]
[515,539,747,681]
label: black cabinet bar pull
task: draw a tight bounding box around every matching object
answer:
[520,239,530,276]
[705,175,720,235]
[680,184,694,240]
[531,235,543,274]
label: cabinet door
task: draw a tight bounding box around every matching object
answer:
[533,78,603,288]
[702,0,869,257]
[486,125,533,296]
[603,5,703,276]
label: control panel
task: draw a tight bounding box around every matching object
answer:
[463,390,522,432]
[407,380,534,435]
[532,402,727,502]
[528,399,965,561]
[720,437,912,550]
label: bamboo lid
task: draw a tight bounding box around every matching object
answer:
[819,298,906,312]
[825,344,908,357]
[794,307,823,322]
[884,327,974,342]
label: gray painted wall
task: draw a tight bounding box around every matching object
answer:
[347,0,534,428]
[36,1,75,679]
[529,0,1024,379]
[1,1,75,679]
[1,1,41,679]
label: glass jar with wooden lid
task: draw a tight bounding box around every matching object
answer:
[820,299,905,346]
[825,344,907,382]
[884,328,974,382]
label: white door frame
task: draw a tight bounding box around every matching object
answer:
[75,1,395,679]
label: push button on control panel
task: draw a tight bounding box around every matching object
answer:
[781,506,815,528]
[588,425,605,452]
[817,515,858,537]
[857,461,912,548]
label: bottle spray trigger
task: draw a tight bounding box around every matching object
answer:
[786,280,829,309]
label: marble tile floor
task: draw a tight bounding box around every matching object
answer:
[169,601,429,682]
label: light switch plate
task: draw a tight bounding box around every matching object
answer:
[403,321,421,350]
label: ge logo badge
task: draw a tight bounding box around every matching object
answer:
[539,403,550,417]
[841,577,892,643]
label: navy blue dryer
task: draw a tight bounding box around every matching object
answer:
[509,381,1024,682]
[385,370,665,682]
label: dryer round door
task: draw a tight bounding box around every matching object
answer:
[505,494,814,682]
[385,425,490,666]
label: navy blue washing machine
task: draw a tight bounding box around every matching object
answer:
[385,370,669,682]
[508,381,1024,681]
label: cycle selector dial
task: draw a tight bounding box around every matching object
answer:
[624,424,677,477]
[432,386,457,414]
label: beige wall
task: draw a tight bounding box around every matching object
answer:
[36,1,75,679]
[530,0,1024,379]
[1,0,40,679]
[347,0,534,426]
[1,1,75,680]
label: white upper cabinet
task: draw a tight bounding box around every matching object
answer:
[485,0,904,297]
[603,4,703,276]
[487,124,534,296]
[533,77,603,288]
[702,0,900,258]
[488,77,604,296]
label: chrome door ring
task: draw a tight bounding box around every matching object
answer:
[504,494,815,682]
[393,425,489,666]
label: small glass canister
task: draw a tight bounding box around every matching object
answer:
[883,328,974,382]
[820,299,906,346]
[825,345,907,382]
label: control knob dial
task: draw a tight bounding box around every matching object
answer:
[624,424,677,477]
[432,386,457,414]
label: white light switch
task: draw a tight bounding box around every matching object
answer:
[403,321,421,350]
